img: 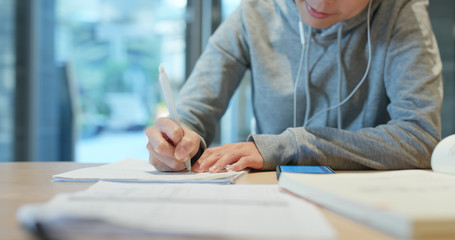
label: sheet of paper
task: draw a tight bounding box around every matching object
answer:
[18,182,335,239]
[53,158,247,184]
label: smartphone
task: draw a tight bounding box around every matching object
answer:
[276,165,335,179]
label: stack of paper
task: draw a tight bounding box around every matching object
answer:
[279,170,455,238]
[18,182,335,239]
[54,158,247,184]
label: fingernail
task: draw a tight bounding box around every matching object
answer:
[175,148,186,160]
[198,163,205,171]
[209,164,219,173]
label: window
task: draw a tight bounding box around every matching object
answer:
[56,0,187,162]
[0,0,14,162]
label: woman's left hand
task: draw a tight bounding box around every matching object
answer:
[192,142,264,173]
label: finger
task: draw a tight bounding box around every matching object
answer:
[145,125,186,171]
[192,160,203,173]
[193,147,221,173]
[174,126,200,161]
[226,157,254,172]
[149,149,186,171]
[155,117,184,146]
[208,152,239,173]
[150,157,184,172]
[145,126,175,158]
[198,145,237,173]
[149,156,176,172]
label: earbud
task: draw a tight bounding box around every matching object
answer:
[299,21,305,45]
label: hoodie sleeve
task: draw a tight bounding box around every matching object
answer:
[250,0,443,170]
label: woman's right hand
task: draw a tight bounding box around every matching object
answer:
[145,117,200,171]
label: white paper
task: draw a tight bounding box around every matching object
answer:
[279,170,455,238]
[18,182,335,239]
[281,170,455,217]
[53,158,247,184]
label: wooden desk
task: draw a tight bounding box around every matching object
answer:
[0,162,398,240]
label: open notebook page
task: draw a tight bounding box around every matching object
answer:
[53,158,247,184]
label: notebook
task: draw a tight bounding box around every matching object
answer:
[53,158,247,184]
[279,170,455,238]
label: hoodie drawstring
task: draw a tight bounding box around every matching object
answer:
[337,25,344,129]
[303,27,312,126]
[294,24,312,128]
[301,25,343,129]
[302,0,373,129]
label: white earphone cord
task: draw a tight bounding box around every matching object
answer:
[293,42,305,128]
[294,20,307,127]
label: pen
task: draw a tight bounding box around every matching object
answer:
[158,64,192,172]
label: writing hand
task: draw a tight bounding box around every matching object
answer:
[192,142,264,173]
[145,117,200,171]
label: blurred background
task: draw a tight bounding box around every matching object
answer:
[0,0,453,163]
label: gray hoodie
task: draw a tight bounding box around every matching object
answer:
[176,0,443,170]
